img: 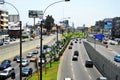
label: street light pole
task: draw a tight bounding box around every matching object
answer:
[1,1,22,80]
[40,0,70,80]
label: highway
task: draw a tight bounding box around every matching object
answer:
[58,39,102,80]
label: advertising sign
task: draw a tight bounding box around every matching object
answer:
[94,34,104,40]
[104,18,112,29]
[29,10,43,19]
[0,0,5,4]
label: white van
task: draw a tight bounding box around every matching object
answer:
[96,77,107,80]
[0,67,15,78]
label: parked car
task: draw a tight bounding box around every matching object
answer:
[74,50,79,56]
[114,55,120,62]
[96,77,107,80]
[26,52,33,58]
[13,55,20,61]
[0,67,15,79]
[72,55,78,61]
[85,60,93,68]
[22,67,33,76]
[0,60,11,70]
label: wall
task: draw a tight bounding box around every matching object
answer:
[83,41,120,80]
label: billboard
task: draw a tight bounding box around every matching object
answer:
[28,10,43,18]
[104,18,112,29]
[0,0,5,4]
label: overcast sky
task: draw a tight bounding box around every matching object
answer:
[0,0,120,27]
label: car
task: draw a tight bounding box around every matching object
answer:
[74,50,79,56]
[68,46,72,49]
[96,77,107,80]
[0,67,15,79]
[75,41,77,43]
[1,60,11,64]
[64,77,72,80]
[0,60,11,70]
[22,39,26,42]
[72,55,78,61]
[22,67,33,76]
[4,40,10,44]
[32,50,39,54]
[13,55,20,61]
[43,45,49,49]
[0,39,3,46]
[85,60,93,68]
[21,59,29,67]
[29,37,34,41]
[26,52,33,58]
[103,41,108,44]
[0,63,11,70]
[30,56,38,62]
[70,42,73,45]
[36,45,40,49]
[114,55,120,62]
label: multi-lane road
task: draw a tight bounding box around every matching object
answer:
[58,39,102,80]
[0,34,57,80]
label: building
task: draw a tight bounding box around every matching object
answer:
[112,17,120,38]
[0,9,8,35]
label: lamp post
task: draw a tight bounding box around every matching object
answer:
[0,1,22,80]
[40,0,70,80]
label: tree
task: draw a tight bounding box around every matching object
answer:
[44,15,54,34]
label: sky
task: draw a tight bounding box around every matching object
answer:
[0,0,120,27]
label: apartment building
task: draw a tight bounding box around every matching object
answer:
[0,9,8,35]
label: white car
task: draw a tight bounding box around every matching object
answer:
[21,59,29,67]
[0,67,15,78]
[26,52,33,58]
[64,78,72,80]
[4,40,10,44]
[96,77,107,80]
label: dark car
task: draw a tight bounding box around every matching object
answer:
[43,45,49,49]
[72,55,78,61]
[32,50,39,54]
[22,67,33,76]
[74,51,79,56]
[70,42,73,45]
[68,46,72,49]
[85,60,93,68]
[0,60,11,70]
[13,56,20,61]
[1,60,11,64]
